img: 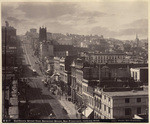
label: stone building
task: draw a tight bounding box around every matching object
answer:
[94,87,148,119]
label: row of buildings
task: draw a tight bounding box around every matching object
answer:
[27,27,143,76]
[27,26,148,120]
[52,56,148,119]
[2,22,28,119]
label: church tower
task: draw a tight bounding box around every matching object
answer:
[39,27,47,42]
[135,34,140,47]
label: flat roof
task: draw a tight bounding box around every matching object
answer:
[103,89,148,98]
[84,52,126,55]
[131,67,148,70]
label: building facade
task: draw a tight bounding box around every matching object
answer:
[83,52,126,64]
[130,67,148,85]
[94,87,148,119]
[39,27,47,41]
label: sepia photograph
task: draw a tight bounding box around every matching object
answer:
[1,0,148,123]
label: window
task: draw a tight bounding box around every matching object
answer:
[97,99,99,108]
[137,107,141,114]
[104,95,106,99]
[125,108,132,115]
[95,98,98,108]
[132,72,134,77]
[95,98,96,107]
[133,72,134,78]
[99,100,101,109]
[104,105,106,111]
[137,98,141,103]
[108,98,110,102]
[108,107,111,113]
[125,98,130,103]
[135,72,137,81]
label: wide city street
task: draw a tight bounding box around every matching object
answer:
[21,40,71,119]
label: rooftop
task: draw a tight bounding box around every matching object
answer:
[103,89,148,97]
[84,51,126,55]
[54,45,74,51]
[131,67,148,70]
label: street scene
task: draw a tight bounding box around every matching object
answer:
[2,1,148,122]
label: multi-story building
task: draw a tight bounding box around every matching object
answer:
[38,27,54,74]
[53,57,60,81]
[70,61,77,103]
[2,21,16,44]
[40,41,54,74]
[59,57,66,84]
[39,27,54,61]
[130,67,148,85]
[82,79,98,119]
[71,60,99,119]
[59,56,76,96]
[70,58,84,106]
[54,45,77,57]
[70,58,148,119]
[30,28,37,33]
[94,87,148,119]
[83,52,126,64]
[2,22,25,119]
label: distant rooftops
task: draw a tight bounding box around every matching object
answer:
[54,45,74,51]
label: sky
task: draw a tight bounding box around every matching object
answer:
[1,1,148,40]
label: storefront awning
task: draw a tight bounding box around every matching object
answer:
[82,107,93,118]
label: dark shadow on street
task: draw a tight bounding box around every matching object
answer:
[26,86,54,100]
[21,65,40,77]
[28,103,55,119]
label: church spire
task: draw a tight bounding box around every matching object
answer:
[135,34,139,47]
[136,34,138,39]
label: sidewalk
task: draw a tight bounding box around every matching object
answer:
[58,95,77,119]
[34,54,77,119]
